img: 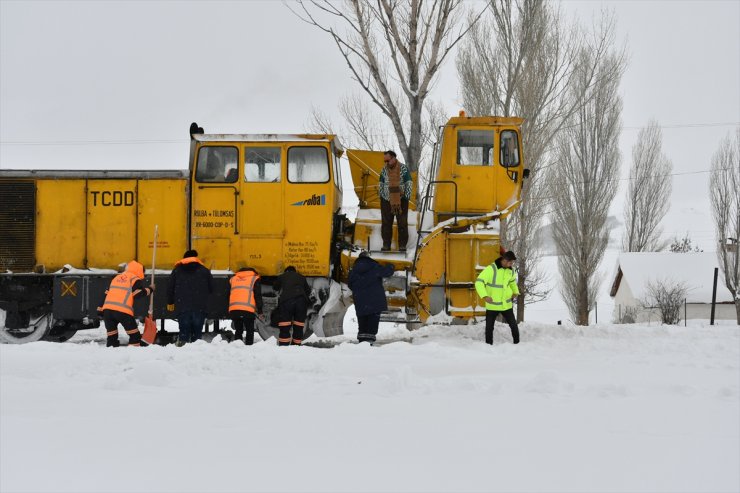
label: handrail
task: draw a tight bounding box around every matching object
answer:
[411,180,458,277]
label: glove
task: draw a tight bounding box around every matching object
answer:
[167,304,175,312]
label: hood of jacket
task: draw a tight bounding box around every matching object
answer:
[125,260,145,280]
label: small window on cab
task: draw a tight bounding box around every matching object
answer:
[288,147,330,183]
[500,130,520,168]
[457,130,494,166]
[245,147,281,183]
[196,146,239,183]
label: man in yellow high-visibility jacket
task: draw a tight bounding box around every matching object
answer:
[474,251,520,344]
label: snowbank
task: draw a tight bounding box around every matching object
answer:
[1,321,738,493]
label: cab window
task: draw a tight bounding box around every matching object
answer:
[288,147,330,183]
[457,130,494,166]
[245,147,281,183]
[500,130,520,167]
[195,146,239,183]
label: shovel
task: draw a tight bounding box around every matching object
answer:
[142,225,158,345]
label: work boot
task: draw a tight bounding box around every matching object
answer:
[106,339,120,348]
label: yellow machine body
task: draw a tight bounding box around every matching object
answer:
[1,116,524,340]
[0,172,188,273]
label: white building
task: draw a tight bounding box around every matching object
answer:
[609,252,737,323]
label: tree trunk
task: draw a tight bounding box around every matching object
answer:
[407,98,423,168]
[577,276,590,325]
[735,299,740,325]
[516,292,525,322]
[516,257,527,322]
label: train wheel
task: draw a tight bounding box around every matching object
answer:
[0,309,53,344]
[42,325,79,343]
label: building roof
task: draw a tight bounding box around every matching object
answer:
[610,252,735,303]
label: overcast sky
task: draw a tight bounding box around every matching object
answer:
[1,0,738,247]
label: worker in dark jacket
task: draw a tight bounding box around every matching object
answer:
[167,249,214,345]
[228,267,264,346]
[273,266,311,346]
[348,251,394,344]
[99,260,154,347]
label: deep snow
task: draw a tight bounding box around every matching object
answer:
[1,320,738,493]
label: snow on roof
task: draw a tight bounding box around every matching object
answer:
[611,252,734,303]
[194,134,342,148]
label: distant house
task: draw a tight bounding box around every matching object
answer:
[609,252,736,323]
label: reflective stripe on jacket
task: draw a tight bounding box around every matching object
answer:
[102,273,139,316]
[229,270,259,313]
[474,260,519,311]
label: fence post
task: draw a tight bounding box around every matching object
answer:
[619,304,621,323]
[684,298,687,327]
[595,302,598,324]
[710,267,718,326]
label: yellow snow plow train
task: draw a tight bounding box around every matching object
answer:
[0,115,526,343]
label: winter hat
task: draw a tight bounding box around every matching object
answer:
[183,249,198,258]
[502,251,517,261]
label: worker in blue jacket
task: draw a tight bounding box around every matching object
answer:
[348,251,394,344]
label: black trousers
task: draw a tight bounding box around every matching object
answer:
[278,297,307,346]
[103,309,142,347]
[357,313,381,343]
[485,308,519,344]
[380,198,409,250]
[230,310,256,345]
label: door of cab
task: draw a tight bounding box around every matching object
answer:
[448,127,496,213]
[190,144,239,270]
[238,144,284,275]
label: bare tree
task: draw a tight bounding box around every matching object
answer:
[291,0,481,174]
[307,105,336,135]
[642,279,688,325]
[455,0,584,321]
[668,233,703,253]
[308,95,393,151]
[307,92,446,174]
[710,127,740,323]
[552,17,626,325]
[622,120,672,252]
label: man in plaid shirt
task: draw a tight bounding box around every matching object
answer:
[378,150,413,252]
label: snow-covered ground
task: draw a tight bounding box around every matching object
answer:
[2,320,738,493]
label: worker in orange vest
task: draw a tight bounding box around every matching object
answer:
[228,267,264,345]
[99,260,154,347]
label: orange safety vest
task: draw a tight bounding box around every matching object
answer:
[229,271,259,313]
[102,273,140,316]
